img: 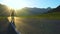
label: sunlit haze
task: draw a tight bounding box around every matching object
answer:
[0,0,30,9]
[0,0,60,9]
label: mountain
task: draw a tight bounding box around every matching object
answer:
[54,5,60,12]
[16,7,52,16]
[38,5,60,19]
[48,5,60,13]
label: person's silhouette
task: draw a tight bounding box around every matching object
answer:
[7,9,19,34]
[11,9,15,26]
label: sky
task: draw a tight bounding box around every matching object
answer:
[0,0,60,9]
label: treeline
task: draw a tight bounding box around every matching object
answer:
[0,4,15,17]
[0,3,60,17]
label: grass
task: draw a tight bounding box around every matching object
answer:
[16,12,60,34]
[16,12,60,19]
[39,12,60,19]
[0,12,60,19]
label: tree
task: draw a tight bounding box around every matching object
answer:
[0,4,10,17]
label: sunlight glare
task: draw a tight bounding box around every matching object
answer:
[1,0,29,9]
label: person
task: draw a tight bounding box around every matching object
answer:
[7,9,18,34]
[0,9,19,34]
[10,9,15,26]
[0,17,18,34]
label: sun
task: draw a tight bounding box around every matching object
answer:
[1,0,29,9]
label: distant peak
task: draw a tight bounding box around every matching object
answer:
[57,5,60,8]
